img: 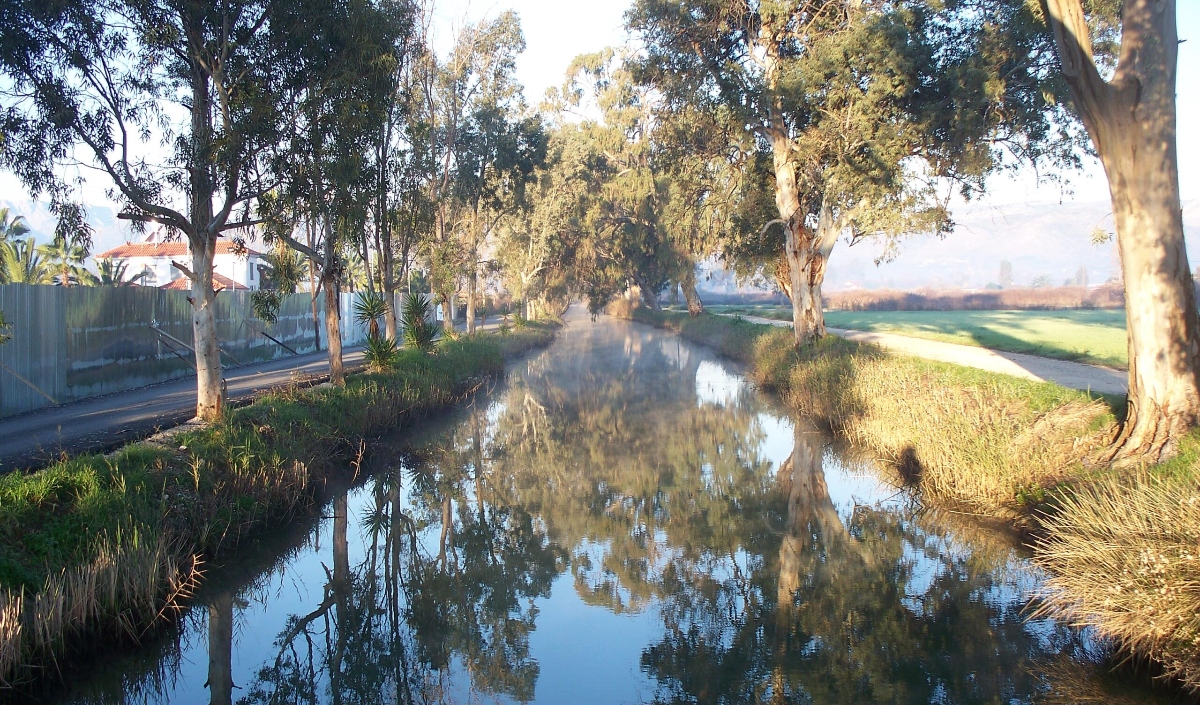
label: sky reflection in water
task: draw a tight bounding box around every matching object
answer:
[54,313,1161,705]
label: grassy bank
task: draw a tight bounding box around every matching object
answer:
[0,324,557,690]
[630,309,1200,692]
[703,305,1128,368]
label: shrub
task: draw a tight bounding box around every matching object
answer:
[400,294,439,353]
[363,333,399,371]
[353,291,389,338]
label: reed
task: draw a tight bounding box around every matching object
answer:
[1034,470,1200,692]
[0,324,558,690]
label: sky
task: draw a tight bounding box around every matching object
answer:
[433,0,1200,206]
[2,2,1198,232]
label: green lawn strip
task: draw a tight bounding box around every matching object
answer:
[702,306,1128,368]
[823,309,1127,369]
[0,324,557,686]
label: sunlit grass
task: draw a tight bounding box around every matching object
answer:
[702,305,1129,368]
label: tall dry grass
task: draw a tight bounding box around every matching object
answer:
[0,536,199,688]
[633,309,1115,518]
[1033,472,1200,692]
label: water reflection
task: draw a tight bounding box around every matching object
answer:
[51,313,1164,705]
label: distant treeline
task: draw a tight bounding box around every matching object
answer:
[823,284,1127,311]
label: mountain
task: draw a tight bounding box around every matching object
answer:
[0,197,130,254]
[699,198,1200,294]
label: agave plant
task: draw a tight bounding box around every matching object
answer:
[364,333,399,372]
[400,293,439,353]
[353,291,389,338]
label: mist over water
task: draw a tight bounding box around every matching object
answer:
[49,311,1165,704]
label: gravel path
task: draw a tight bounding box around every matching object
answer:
[734,314,1128,396]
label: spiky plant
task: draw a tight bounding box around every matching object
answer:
[400,294,439,353]
[363,333,399,371]
[353,291,388,337]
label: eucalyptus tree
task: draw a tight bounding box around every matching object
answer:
[0,0,289,419]
[419,11,528,333]
[538,50,682,314]
[1037,1,1196,461]
[454,105,546,332]
[262,0,411,385]
[629,0,1074,345]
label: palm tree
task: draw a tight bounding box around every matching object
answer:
[0,238,52,284]
[38,239,95,286]
[0,208,30,243]
[95,258,148,286]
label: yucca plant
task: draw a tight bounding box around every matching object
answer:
[513,309,528,330]
[364,333,399,371]
[400,294,439,353]
[353,291,389,338]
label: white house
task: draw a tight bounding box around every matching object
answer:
[95,239,266,291]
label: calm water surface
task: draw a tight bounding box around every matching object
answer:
[52,312,1166,704]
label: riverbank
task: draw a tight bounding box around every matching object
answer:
[628,308,1200,693]
[0,324,558,691]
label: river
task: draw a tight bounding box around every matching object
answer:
[48,312,1168,704]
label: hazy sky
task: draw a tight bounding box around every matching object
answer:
[2,3,1197,211]
[435,0,1200,206]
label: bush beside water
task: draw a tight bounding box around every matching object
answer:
[0,324,557,689]
[629,308,1200,693]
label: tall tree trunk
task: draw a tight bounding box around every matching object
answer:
[191,240,225,421]
[769,123,838,346]
[632,271,662,311]
[324,276,345,386]
[186,50,224,422]
[441,289,455,334]
[1045,0,1200,461]
[207,591,234,705]
[680,265,705,316]
[466,220,478,334]
[307,220,322,351]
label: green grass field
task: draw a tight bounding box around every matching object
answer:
[702,305,1128,369]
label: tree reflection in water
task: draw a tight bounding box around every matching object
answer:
[56,317,1158,705]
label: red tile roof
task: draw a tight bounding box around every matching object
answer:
[96,241,261,259]
[160,272,249,291]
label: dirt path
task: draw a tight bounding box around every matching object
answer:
[735,314,1128,396]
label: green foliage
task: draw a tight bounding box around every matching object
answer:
[37,238,94,286]
[363,333,399,371]
[94,258,147,287]
[513,310,527,330]
[0,311,9,345]
[401,294,440,353]
[0,237,51,284]
[0,208,30,243]
[353,291,389,338]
